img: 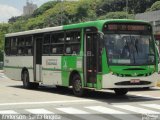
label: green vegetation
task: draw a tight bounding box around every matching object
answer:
[149,1,160,11]
[0,23,10,61]
[0,0,160,61]
[98,12,134,19]
[33,1,59,17]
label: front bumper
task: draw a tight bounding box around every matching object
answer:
[102,72,159,88]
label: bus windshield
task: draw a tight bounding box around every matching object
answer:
[104,34,155,65]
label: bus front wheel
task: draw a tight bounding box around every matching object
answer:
[114,88,128,96]
[72,74,84,97]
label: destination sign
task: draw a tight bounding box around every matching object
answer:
[104,23,151,31]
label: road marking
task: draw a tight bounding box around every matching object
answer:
[85,106,139,120]
[0,99,95,106]
[0,110,18,114]
[141,104,160,110]
[129,94,160,99]
[57,107,89,114]
[85,106,126,114]
[57,107,109,120]
[26,109,53,114]
[113,105,160,114]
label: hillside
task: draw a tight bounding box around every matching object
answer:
[3,0,160,32]
[0,0,160,61]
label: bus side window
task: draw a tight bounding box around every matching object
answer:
[5,38,11,55]
[65,31,81,55]
[52,48,57,54]
[17,37,25,55]
[10,37,17,55]
[25,36,33,56]
[51,32,64,55]
[43,34,51,55]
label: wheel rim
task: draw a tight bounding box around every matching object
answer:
[74,79,81,92]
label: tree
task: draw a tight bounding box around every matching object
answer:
[0,24,10,61]
[97,0,159,15]
[75,0,99,22]
[33,1,58,17]
[0,32,5,61]
[8,16,22,23]
[1,0,159,36]
[25,16,45,30]
[98,11,134,19]
[150,1,160,11]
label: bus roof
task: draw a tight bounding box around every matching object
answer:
[5,19,150,37]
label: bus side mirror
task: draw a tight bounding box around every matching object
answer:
[155,40,159,46]
[98,31,104,40]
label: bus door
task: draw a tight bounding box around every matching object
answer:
[34,37,42,82]
[84,27,102,87]
[155,39,160,84]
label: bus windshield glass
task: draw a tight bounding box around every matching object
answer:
[104,34,155,65]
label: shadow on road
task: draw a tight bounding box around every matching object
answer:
[8,85,160,104]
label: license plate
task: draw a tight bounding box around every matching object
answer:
[130,79,140,83]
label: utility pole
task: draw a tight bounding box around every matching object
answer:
[61,0,63,25]
[59,0,64,25]
[57,0,63,25]
[126,0,128,19]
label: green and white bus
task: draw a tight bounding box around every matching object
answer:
[4,19,159,96]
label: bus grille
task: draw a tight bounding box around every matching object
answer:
[113,72,153,77]
[115,81,151,86]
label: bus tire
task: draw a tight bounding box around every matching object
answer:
[22,71,32,89]
[114,88,128,96]
[72,74,84,97]
[22,71,39,89]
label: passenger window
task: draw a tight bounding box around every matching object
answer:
[50,32,65,54]
[65,31,81,55]
[25,36,33,55]
[11,37,17,55]
[43,34,51,55]
[17,37,25,55]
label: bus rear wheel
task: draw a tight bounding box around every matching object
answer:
[22,71,39,89]
[114,88,128,96]
[72,74,84,97]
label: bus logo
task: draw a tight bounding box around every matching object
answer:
[132,73,137,77]
[46,59,57,65]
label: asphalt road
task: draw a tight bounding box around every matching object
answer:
[0,73,160,120]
